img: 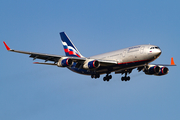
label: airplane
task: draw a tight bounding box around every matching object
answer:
[3,32,176,81]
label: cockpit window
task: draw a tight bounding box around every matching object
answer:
[150,46,160,49]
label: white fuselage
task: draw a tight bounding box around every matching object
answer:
[90,44,161,63]
[69,44,162,75]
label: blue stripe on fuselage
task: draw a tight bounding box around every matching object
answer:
[68,59,152,75]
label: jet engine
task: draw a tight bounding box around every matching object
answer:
[83,59,100,69]
[57,57,73,67]
[144,65,160,75]
[155,66,169,76]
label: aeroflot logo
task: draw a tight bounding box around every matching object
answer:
[62,41,81,57]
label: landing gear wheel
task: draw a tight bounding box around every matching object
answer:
[103,74,112,82]
[127,76,130,81]
[121,76,130,81]
[97,74,100,78]
[91,74,100,79]
[91,74,95,78]
[121,77,124,81]
[109,75,112,79]
[121,70,131,81]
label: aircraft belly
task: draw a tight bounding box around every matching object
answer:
[68,57,153,75]
[96,59,152,74]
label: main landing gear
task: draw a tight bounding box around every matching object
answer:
[91,74,100,79]
[121,72,130,81]
[91,72,112,82]
[103,74,112,82]
[91,70,131,82]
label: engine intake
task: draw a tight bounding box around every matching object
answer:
[83,59,100,69]
[155,66,169,76]
[144,65,160,75]
[57,57,73,67]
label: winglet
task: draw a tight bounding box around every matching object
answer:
[3,41,11,51]
[171,57,176,65]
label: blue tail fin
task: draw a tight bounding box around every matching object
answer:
[60,32,83,58]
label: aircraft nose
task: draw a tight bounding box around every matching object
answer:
[155,49,161,58]
[158,49,162,54]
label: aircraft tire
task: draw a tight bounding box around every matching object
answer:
[91,75,94,78]
[121,77,130,81]
[91,74,100,79]
[103,76,110,82]
[127,76,130,81]
[97,74,100,78]
[109,75,112,79]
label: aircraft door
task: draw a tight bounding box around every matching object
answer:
[123,50,126,57]
[140,46,144,54]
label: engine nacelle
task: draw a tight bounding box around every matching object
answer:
[144,65,160,75]
[155,66,169,76]
[57,57,73,67]
[83,59,100,69]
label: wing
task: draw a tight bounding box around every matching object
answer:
[3,41,117,66]
[3,41,87,63]
[152,57,176,66]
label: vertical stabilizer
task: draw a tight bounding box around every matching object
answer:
[60,32,84,58]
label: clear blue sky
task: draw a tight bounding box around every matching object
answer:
[1,0,180,120]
